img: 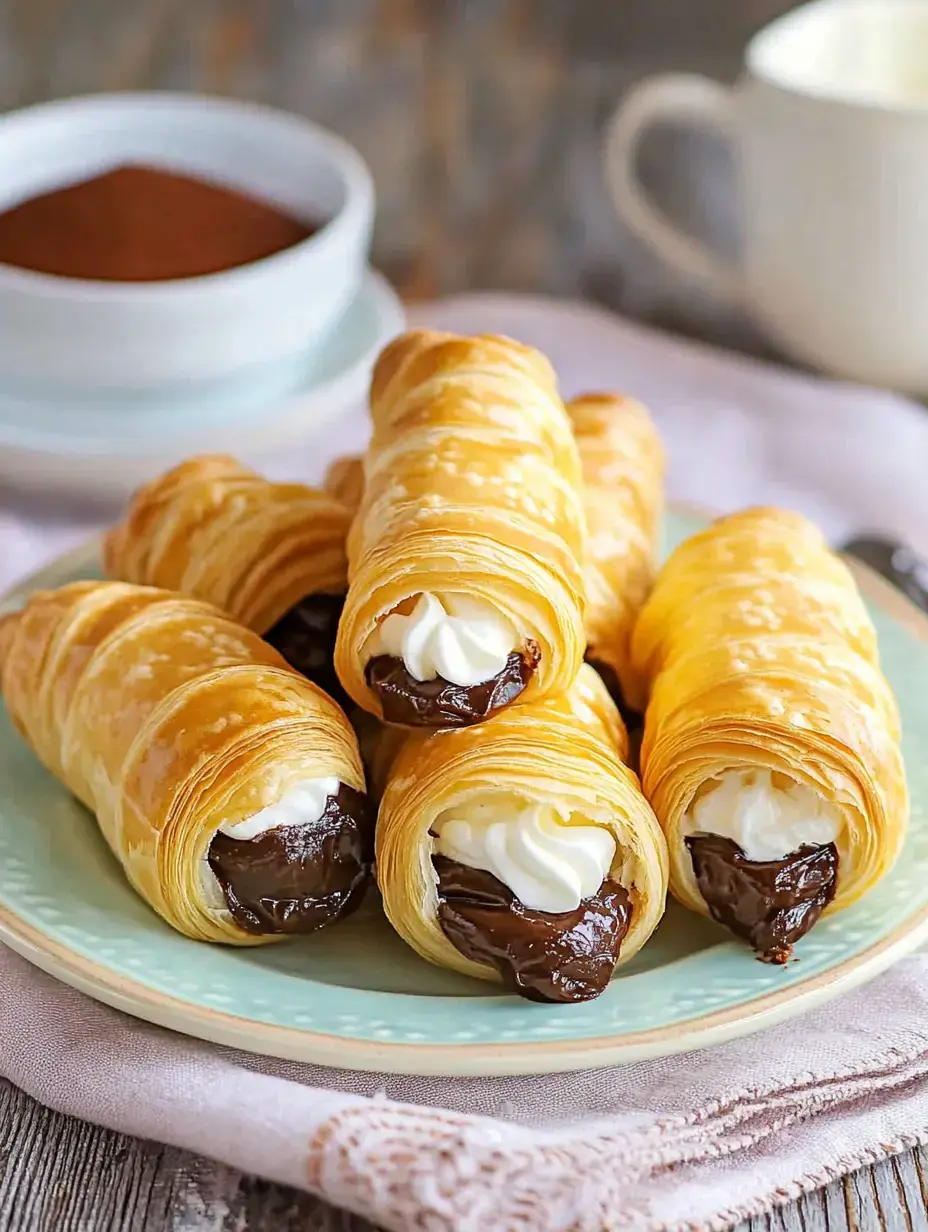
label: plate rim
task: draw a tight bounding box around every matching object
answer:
[2,527,927,1077]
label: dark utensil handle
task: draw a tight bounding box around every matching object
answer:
[842,536,928,613]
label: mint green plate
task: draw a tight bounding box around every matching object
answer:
[1,514,927,1076]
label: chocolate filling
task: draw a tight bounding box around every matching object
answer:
[208,784,373,935]
[685,834,838,964]
[584,654,644,770]
[263,592,347,706]
[433,855,632,1003]
[366,642,540,728]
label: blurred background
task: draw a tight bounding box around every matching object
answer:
[0,0,795,349]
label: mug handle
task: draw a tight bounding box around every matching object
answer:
[603,74,741,307]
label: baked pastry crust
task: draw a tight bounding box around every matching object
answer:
[375,664,668,982]
[0,581,365,944]
[104,455,351,635]
[631,507,907,919]
[334,329,588,721]
[322,454,364,512]
[567,393,664,711]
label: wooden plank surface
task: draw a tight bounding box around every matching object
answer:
[0,0,921,1229]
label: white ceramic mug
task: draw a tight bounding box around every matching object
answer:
[604,0,928,392]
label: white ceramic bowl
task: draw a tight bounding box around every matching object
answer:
[0,93,374,403]
[0,269,405,502]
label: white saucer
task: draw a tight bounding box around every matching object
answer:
[0,269,404,501]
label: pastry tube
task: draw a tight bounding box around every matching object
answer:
[323,454,365,512]
[377,665,668,1002]
[104,455,352,701]
[632,507,907,963]
[335,329,588,729]
[567,393,664,716]
[0,582,372,944]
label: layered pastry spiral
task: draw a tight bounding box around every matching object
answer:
[567,392,664,717]
[376,665,668,1002]
[104,455,352,700]
[0,582,371,944]
[632,507,908,962]
[334,329,588,729]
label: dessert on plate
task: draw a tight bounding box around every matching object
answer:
[376,664,668,1002]
[104,455,351,702]
[330,388,664,733]
[334,328,588,729]
[0,324,910,998]
[0,581,372,943]
[632,507,908,962]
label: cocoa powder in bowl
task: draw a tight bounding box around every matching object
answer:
[0,164,317,281]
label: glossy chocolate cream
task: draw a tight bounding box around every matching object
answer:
[685,834,838,964]
[433,855,632,1003]
[208,784,373,934]
[366,642,541,728]
[263,593,347,706]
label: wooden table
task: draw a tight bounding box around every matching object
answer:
[0,2,922,1228]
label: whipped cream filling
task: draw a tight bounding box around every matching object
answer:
[433,796,616,913]
[683,769,843,862]
[201,775,340,911]
[365,593,519,687]
[217,776,340,840]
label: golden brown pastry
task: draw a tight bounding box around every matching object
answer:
[631,506,907,962]
[334,329,588,729]
[0,581,372,944]
[567,392,664,716]
[376,665,668,1002]
[104,455,352,700]
[323,454,364,512]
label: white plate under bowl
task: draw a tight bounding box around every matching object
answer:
[0,268,403,501]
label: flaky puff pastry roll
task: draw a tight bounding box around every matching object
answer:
[334,329,587,729]
[567,393,664,716]
[376,665,668,1002]
[631,507,907,964]
[323,454,365,512]
[104,455,352,700]
[0,582,371,945]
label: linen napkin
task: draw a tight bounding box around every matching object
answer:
[6,944,928,1232]
[3,293,928,1232]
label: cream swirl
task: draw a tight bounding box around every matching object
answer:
[683,769,842,862]
[433,797,616,913]
[366,593,518,687]
[217,775,340,840]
